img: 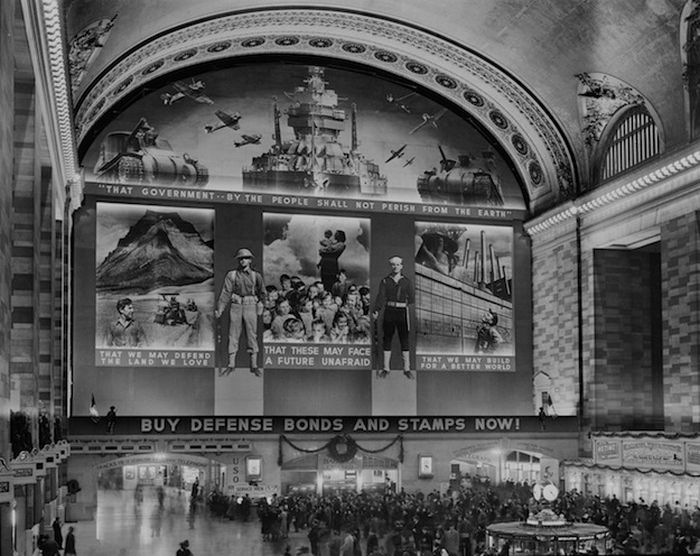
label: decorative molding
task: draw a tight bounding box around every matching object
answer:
[576,73,647,148]
[525,146,700,236]
[67,14,118,95]
[21,0,82,213]
[71,8,577,214]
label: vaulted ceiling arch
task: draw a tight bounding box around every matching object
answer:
[74,8,578,215]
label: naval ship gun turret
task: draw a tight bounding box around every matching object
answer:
[242,66,387,197]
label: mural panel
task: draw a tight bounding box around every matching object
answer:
[261,213,371,369]
[415,222,514,371]
[95,202,215,366]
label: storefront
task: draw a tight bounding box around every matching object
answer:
[563,432,700,506]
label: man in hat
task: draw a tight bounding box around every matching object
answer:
[215,247,265,376]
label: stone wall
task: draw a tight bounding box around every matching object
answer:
[531,219,580,416]
[590,249,659,430]
[662,211,700,431]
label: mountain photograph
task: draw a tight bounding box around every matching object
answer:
[94,203,216,354]
[96,208,214,292]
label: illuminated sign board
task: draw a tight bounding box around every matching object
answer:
[68,415,578,435]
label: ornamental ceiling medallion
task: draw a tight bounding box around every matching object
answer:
[74,9,577,213]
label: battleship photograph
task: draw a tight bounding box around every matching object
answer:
[82,63,525,210]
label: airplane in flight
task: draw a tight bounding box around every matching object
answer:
[161,80,214,106]
[409,108,448,135]
[402,156,416,167]
[204,110,242,133]
[385,92,416,113]
[234,133,262,147]
[385,144,408,163]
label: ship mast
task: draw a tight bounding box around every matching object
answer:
[351,103,358,152]
[309,109,316,172]
[272,96,282,150]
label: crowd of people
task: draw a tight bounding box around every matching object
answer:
[204,479,700,555]
[262,271,372,344]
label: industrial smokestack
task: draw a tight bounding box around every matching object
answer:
[480,231,486,286]
[463,238,471,270]
[489,244,496,285]
[473,251,480,283]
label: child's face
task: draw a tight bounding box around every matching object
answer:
[278,301,290,315]
[313,323,325,336]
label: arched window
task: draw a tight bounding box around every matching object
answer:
[596,106,662,182]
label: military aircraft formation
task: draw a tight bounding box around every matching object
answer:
[383,90,453,167]
[160,79,452,161]
[162,80,260,148]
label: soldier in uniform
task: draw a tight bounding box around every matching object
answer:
[373,256,415,378]
[215,248,265,376]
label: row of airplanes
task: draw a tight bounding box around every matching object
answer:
[384,92,448,166]
[159,79,261,147]
[160,79,451,161]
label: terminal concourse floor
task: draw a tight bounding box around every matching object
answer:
[70,487,311,556]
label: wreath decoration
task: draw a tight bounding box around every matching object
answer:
[278,434,403,466]
[327,434,358,463]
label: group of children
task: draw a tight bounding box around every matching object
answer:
[262,272,372,344]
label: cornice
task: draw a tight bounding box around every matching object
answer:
[21,0,82,214]
[525,144,700,238]
[71,8,577,215]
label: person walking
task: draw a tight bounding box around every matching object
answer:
[52,517,63,549]
[64,526,77,556]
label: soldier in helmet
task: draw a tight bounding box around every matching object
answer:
[215,248,265,376]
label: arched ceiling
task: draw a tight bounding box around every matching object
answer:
[64,0,687,215]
